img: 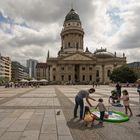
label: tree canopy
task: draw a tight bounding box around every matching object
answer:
[110,65,138,83]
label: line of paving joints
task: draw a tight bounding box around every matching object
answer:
[0,106,62,109]
[0,88,36,105]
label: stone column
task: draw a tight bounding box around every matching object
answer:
[48,66,50,81]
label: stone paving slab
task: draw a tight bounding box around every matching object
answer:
[0,132,22,140]
[39,133,57,140]
[0,85,139,140]
[7,119,29,131]
[0,117,17,129]
[0,128,6,137]
[0,94,17,97]
[19,111,34,119]
[20,130,39,140]
[25,113,43,131]
[59,135,73,140]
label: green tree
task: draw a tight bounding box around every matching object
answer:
[110,65,138,83]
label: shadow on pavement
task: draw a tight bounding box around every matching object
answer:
[67,118,104,130]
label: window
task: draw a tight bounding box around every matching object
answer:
[89,75,92,81]
[75,74,77,80]
[89,67,92,70]
[82,67,85,70]
[107,70,111,77]
[76,42,79,48]
[53,75,56,81]
[96,70,99,77]
[53,68,56,71]
[61,75,64,81]
[68,75,71,81]
[68,42,70,47]
[83,75,85,81]
[61,67,64,70]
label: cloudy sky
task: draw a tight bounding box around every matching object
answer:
[0,0,140,65]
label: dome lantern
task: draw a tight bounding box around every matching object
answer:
[65,9,80,22]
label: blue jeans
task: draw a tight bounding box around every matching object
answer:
[74,96,84,119]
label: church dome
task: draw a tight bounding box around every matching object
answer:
[94,48,114,58]
[65,9,80,21]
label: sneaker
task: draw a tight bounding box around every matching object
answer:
[98,122,103,125]
[84,123,88,127]
[79,118,84,123]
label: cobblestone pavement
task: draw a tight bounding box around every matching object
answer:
[0,85,139,140]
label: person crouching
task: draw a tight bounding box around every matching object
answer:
[83,106,96,127]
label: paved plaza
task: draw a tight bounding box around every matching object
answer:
[0,85,139,140]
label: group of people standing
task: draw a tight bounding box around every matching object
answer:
[73,81,139,127]
[74,88,107,126]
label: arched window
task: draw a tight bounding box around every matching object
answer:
[53,75,56,81]
[76,42,79,48]
[96,70,99,77]
[68,42,70,47]
[68,75,71,81]
[83,75,85,81]
[107,70,111,77]
[89,75,92,81]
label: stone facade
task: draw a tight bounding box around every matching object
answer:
[36,63,48,80]
[47,9,126,84]
[11,61,29,81]
[0,54,11,81]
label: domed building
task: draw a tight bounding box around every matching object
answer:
[47,9,126,84]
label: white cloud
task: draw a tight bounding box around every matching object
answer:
[0,0,140,65]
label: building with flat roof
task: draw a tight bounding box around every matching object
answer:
[26,59,38,79]
[12,61,29,81]
[0,54,11,81]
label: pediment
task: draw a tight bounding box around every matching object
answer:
[62,53,93,61]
